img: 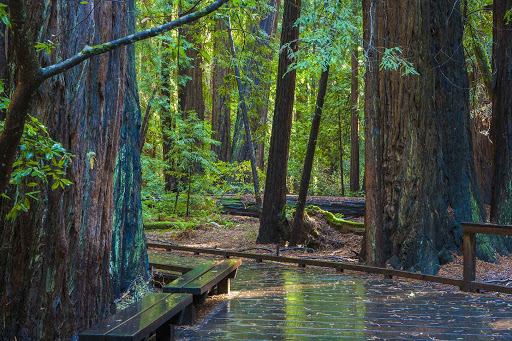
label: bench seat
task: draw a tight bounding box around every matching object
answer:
[79,293,192,341]
[164,259,241,302]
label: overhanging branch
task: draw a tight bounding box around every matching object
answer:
[40,0,228,80]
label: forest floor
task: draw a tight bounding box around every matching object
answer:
[146,215,363,261]
[145,214,512,295]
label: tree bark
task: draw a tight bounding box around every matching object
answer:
[112,0,149,298]
[211,18,231,161]
[0,1,128,338]
[338,110,345,196]
[349,0,360,193]
[490,0,512,224]
[291,67,329,245]
[364,0,479,273]
[178,24,205,120]
[258,0,301,243]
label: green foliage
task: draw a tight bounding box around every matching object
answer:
[380,47,419,76]
[205,160,265,197]
[0,3,10,27]
[0,80,9,111]
[143,193,219,221]
[0,116,73,220]
[292,0,358,71]
[35,40,56,54]
[505,9,512,25]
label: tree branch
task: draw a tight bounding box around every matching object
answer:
[40,0,228,80]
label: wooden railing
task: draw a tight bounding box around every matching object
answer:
[148,224,512,295]
[462,222,512,292]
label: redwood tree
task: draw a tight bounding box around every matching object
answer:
[364,0,479,273]
[349,0,360,193]
[178,25,205,119]
[490,0,512,224]
[0,0,226,338]
[0,2,129,337]
[211,18,232,161]
[258,0,301,243]
[111,0,149,297]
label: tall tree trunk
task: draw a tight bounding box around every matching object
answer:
[0,1,128,338]
[291,67,329,245]
[490,0,512,224]
[111,0,149,298]
[338,110,345,196]
[258,0,301,244]
[349,0,360,193]
[364,0,479,273]
[362,0,384,265]
[161,39,177,192]
[178,25,205,119]
[211,18,231,161]
[227,18,262,208]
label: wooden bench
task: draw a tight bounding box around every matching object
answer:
[79,293,192,341]
[163,259,241,304]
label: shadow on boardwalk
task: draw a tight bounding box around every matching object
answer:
[177,260,512,340]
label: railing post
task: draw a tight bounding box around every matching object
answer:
[462,228,476,292]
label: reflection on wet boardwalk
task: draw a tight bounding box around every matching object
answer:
[173,258,512,340]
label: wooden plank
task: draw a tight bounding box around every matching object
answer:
[462,222,512,236]
[471,281,512,295]
[166,259,242,295]
[106,293,192,340]
[163,260,216,290]
[79,294,169,340]
[149,253,193,273]
[462,232,476,291]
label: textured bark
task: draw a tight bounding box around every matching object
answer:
[211,19,231,161]
[364,0,478,273]
[0,1,127,338]
[471,111,494,206]
[258,0,301,243]
[349,0,360,193]
[490,0,512,224]
[291,68,329,245]
[338,110,345,196]
[111,0,149,298]
[178,25,205,119]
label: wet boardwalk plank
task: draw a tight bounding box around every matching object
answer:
[150,253,512,340]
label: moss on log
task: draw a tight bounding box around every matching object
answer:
[306,205,365,235]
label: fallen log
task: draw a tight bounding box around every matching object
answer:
[218,195,365,218]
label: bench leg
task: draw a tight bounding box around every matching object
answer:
[217,278,230,295]
[193,292,208,305]
[156,323,175,341]
[176,304,196,325]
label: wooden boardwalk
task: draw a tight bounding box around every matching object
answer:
[175,260,512,340]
